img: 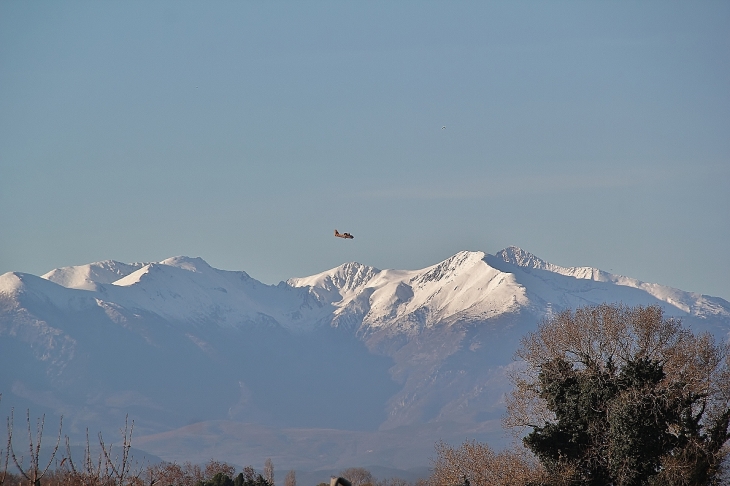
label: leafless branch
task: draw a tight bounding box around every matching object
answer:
[8,409,62,486]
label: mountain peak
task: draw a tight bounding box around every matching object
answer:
[495,246,549,270]
[414,250,486,284]
[288,261,380,294]
[159,256,212,273]
[0,271,25,295]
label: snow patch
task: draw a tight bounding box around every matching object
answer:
[43,260,146,290]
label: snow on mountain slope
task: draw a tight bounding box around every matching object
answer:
[1,270,100,312]
[42,260,146,291]
[495,246,730,319]
[5,257,334,334]
[287,261,380,303]
[106,256,332,330]
[9,247,729,337]
[287,251,529,335]
[362,251,528,333]
[287,247,730,339]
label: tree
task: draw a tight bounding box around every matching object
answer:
[338,469,372,486]
[505,304,730,485]
[0,396,9,486]
[263,460,273,486]
[428,440,546,486]
[97,416,141,486]
[231,468,270,486]
[204,462,236,482]
[198,473,233,486]
[283,471,295,486]
[147,462,204,486]
[375,479,410,486]
[63,429,109,486]
[62,416,146,486]
[8,409,62,486]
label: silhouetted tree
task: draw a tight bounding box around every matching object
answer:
[196,473,233,486]
[230,469,269,486]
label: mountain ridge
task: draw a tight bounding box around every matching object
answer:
[2,247,729,471]
[11,247,727,324]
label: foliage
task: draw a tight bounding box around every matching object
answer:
[194,465,271,486]
[231,471,270,486]
[505,303,730,486]
[196,473,233,486]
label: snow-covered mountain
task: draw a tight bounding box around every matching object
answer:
[1,247,728,471]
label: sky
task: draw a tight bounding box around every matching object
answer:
[1,1,729,300]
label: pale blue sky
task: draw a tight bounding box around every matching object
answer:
[1,1,729,299]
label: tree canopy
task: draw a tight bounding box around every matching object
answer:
[505,303,730,485]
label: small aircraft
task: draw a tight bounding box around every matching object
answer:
[334,229,354,239]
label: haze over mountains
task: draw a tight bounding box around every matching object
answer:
[1,247,729,472]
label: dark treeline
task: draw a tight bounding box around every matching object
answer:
[0,459,273,486]
[0,460,424,486]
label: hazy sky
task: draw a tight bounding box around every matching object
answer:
[1,1,728,299]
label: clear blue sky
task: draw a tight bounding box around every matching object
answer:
[1,1,729,299]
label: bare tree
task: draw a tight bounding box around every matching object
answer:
[147,461,204,486]
[63,427,115,486]
[64,420,144,486]
[8,409,62,486]
[0,395,7,486]
[338,468,372,486]
[147,462,184,486]
[283,470,295,486]
[375,478,410,486]
[241,467,255,484]
[263,459,273,486]
[98,416,143,486]
[204,460,235,481]
[428,440,546,486]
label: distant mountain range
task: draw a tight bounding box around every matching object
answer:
[2,247,729,474]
